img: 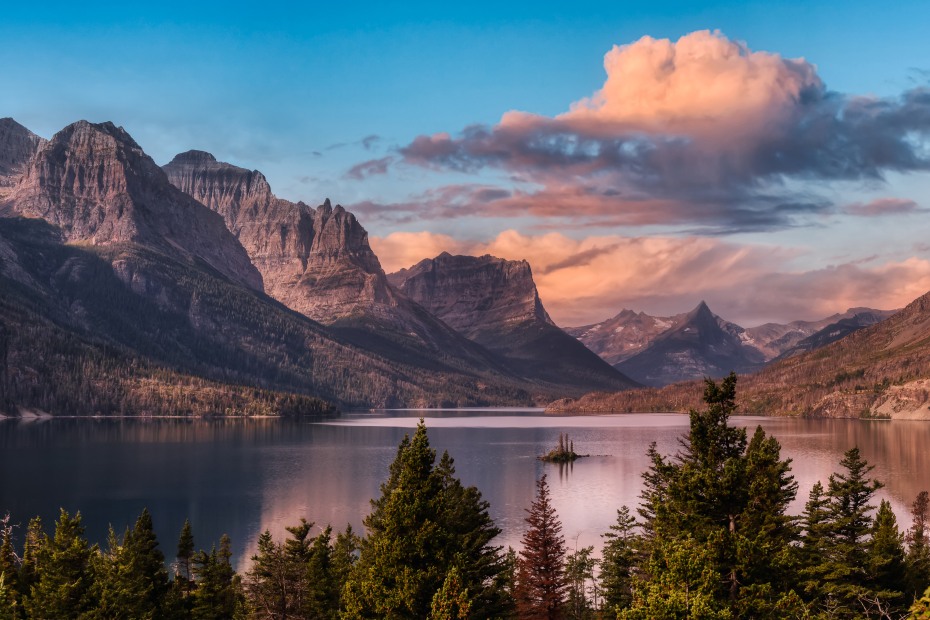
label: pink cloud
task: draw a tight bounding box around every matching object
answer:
[372,230,930,326]
[844,197,923,217]
[382,32,930,232]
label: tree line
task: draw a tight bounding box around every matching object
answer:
[2,374,930,618]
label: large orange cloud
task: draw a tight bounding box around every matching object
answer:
[554,30,821,142]
[368,32,930,232]
[372,231,930,327]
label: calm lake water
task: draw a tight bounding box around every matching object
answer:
[1,411,928,568]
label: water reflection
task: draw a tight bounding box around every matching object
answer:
[1,414,928,569]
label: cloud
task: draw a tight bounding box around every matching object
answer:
[373,230,930,326]
[375,31,930,232]
[345,156,396,180]
[844,197,924,217]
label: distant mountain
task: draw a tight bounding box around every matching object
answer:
[548,293,929,419]
[0,120,544,413]
[771,309,897,360]
[571,305,896,376]
[566,309,686,365]
[611,301,765,386]
[388,253,639,392]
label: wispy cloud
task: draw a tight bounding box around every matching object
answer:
[372,229,926,326]
[844,197,925,217]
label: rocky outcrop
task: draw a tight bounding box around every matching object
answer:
[164,152,398,322]
[1,121,261,291]
[0,118,45,193]
[389,252,554,343]
[389,253,638,392]
[615,301,766,387]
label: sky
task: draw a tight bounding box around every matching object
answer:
[3,0,930,327]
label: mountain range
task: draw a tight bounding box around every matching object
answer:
[0,118,633,415]
[569,302,895,386]
[549,289,930,419]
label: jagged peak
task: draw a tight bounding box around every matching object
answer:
[0,117,35,134]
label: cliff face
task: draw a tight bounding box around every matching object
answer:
[389,253,639,392]
[0,118,46,193]
[388,252,553,343]
[164,152,396,322]
[1,122,261,291]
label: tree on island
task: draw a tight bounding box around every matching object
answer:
[342,420,509,619]
[515,474,568,619]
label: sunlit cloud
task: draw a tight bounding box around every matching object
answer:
[355,31,930,233]
[844,197,925,217]
[373,230,929,326]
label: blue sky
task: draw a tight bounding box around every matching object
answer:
[3,1,930,325]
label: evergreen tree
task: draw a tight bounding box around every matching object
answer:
[625,373,802,618]
[0,515,16,603]
[177,518,196,589]
[819,447,883,617]
[515,474,567,620]
[191,534,244,620]
[564,545,597,619]
[599,506,638,614]
[343,420,506,619]
[17,516,43,599]
[23,509,96,618]
[863,500,906,616]
[913,586,930,619]
[908,491,930,602]
[0,573,15,620]
[798,481,832,605]
[429,567,472,620]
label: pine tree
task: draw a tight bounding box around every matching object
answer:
[429,567,472,620]
[820,447,883,617]
[564,545,597,619]
[17,516,43,599]
[343,420,506,619]
[0,515,17,602]
[863,499,906,616]
[515,474,568,620]
[177,518,196,590]
[624,373,802,617]
[23,509,96,618]
[908,491,930,602]
[798,481,831,606]
[913,586,930,619]
[599,506,638,614]
[191,534,244,620]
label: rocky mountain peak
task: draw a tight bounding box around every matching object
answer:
[388,253,554,341]
[0,118,47,191]
[1,120,262,290]
[164,156,398,322]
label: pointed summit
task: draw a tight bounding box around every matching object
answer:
[616,300,764,386]
[1,120,261,290]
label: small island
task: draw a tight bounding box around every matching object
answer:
[539,433,588,463]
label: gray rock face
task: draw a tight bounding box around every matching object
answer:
[1,121,262,291]
[388,252,554,343]
[0,118,45,193]
[164,152,397,322]
[389,253,638,391]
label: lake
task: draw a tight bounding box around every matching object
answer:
[1,411,928,568]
